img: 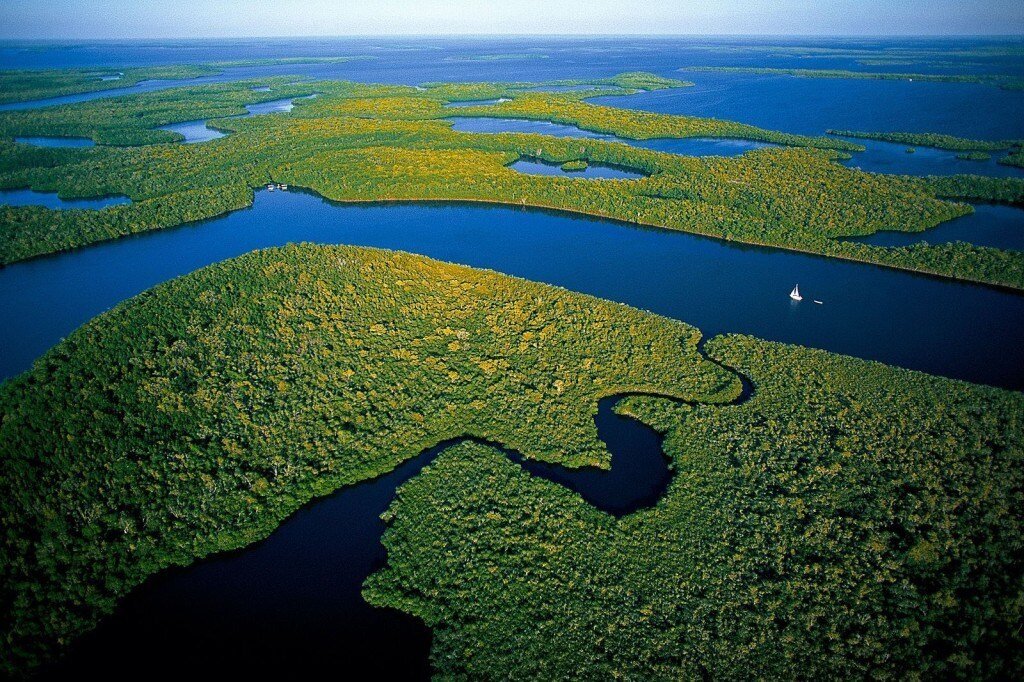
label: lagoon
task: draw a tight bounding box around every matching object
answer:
[42,396,669,679]
[158,94,317,142]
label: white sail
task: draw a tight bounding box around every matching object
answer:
[789,284,802,301]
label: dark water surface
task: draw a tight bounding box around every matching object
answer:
[848,203,1024,251]
[43,396,675,680]
[3,189,1022,390]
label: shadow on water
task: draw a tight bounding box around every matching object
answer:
[43,385,747,679]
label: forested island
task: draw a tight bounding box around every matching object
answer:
[682,65,1024,91]
[1,245,1020,678]
[1,70,1023,288]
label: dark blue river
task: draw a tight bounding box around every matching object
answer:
[2,189,1023,390]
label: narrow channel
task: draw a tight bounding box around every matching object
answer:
[42,392,708,679]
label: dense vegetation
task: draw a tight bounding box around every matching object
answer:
[366,334,1024,679]
[0,65,221,104]
[924,174,1024,206]
[2,72,1023,287]
[560,159,588,171]
[1001,149,1024,168]
[683,66,1024,91]
[0,57,369,104]
[450,92,862,150]
[828,129,1021,152]
[0,77,320,146]
[2,245,1020,678]
[0,244,740,675]
[830,129,1024,169]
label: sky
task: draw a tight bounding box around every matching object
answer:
[1,0,1023,39]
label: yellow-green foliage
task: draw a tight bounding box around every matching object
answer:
[1,73,1022,288]
[452,93,862,150]
[365,335,1024,680]
[0,64,221,104]
[0,58,368,105]
[828,129,1021,152]
[0,77,319,146]
[0,244,739,675]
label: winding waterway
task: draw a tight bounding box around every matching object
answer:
[3,189,1022,389]
[3,36,1024,678]
[43,395,693,679]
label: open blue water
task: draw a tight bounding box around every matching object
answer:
[839,138,1024,178]
[3,37,1021,150]
[8,188,1020,680]
[448,114,1023,182]
[3,189,1022,390]
[0,188,131,209]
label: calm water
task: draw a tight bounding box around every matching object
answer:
[452,115,1024,178]
[14,135,95,147]
[158,118,226,143]
[450,115,617,140]
[450,116,775,158]
[3,36,1022,147]
[3,37,1024,678]
[510,158,645,179]
[840,138,1024,178]
[0,188,130,209]
[159,94,317,142]
[848,203,1024,251]
[3,189,1022,390]
[44,397,672,680]
[444,97,510,108]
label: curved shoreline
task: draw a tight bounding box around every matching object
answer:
[5,183,1022,293]
[44,357,753,677]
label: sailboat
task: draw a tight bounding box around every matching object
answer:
[789,284,803,301]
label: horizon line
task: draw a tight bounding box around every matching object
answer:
[2,32,1024,41]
